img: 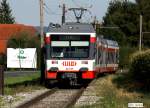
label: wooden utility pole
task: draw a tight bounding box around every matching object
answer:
[40,0,44,47]
[40,0,44,84]
[139,14,143,51]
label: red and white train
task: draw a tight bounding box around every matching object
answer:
[44,23,119,84]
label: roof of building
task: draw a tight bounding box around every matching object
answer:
[47,23,95,33]
[0,24,36,40]
[0,24,36,53]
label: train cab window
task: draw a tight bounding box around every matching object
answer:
[51,41,69,47]
[51,47,69,58]
[50,35,90,58]
[71,41,89,46]
[116,51,119,64]
[70,41,89,58]
[70,47,89,58]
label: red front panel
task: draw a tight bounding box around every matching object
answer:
[90,37,96,43]
[82,71,95,79]
[46,71,57,79]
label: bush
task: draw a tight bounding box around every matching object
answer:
[129,50,150,82]
[7,32,40,48]
[119,46,137,68]
[0,53,5,65]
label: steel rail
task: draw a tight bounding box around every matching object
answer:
[64,87,85,108]
[16,88,57,108]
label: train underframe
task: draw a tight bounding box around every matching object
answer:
[44,67,117,86]
[45,71,95,86]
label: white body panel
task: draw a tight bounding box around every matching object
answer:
[46,60,95,71]
[46,33,96,37]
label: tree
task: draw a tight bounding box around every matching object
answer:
[0,0,15,24]
[101,0,139,46]
[101,0,150,47]
[7,32,40,48]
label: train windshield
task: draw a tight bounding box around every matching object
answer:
[51,35,90,58]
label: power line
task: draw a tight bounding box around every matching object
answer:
[66,14,74,22]
[44,7,61,16]
[44,3,61,16]
[71,0,93,9]
[71,0,81,8]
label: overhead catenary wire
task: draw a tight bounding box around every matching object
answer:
[71,0,93,9]
[43,3,61,16]
[44,1,74,24]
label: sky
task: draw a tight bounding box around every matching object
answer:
[7,0,135,26]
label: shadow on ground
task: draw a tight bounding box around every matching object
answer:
[5,78,41,88]
[112,73,150,93]
[45,79,93,90]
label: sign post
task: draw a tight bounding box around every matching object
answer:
[0,65,4,95]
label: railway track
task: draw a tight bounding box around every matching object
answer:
[16,87,85,108]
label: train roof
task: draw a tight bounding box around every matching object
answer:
[106,39,119,47]
[97,37,119,48]
[47,23,95,33]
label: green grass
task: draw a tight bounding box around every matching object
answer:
[75,74,150,108]
[4,72,44,95]
[5,72,40,85]
[0,72,44,107]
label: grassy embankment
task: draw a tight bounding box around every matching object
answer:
[4,72,44,95]
[0,72,44,107]
[76,73,150,108]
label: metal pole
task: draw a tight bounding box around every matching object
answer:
[0,65,4,95]
[62,4,66,25]
[139,14,143,51]
[40,0,44,47]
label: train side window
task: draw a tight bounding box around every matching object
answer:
[98,48,102,64]
[108,52,114,64]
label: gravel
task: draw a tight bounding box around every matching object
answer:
[0,89,49,108]
[74,81,102,107]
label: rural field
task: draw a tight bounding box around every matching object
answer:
[4,72,43,95]
[74,73,150,108]
[0,72,45,107]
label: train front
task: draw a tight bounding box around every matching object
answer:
[44,23,96,84]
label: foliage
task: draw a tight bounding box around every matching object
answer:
[0,0,15,24]
[4,72,44,96]
[101,0,150,47]
[76,75,150,108]
[7,32,40,48]
[129,50,150,83]
[119,46,137,68]
[5,72,40,85]
[0,53,5,65]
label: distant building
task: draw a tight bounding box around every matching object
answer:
[0,24,36,53]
